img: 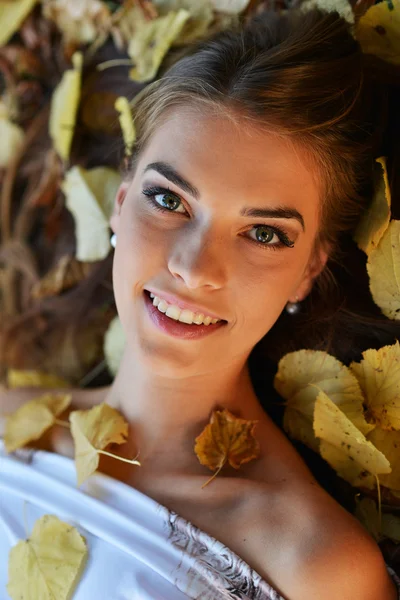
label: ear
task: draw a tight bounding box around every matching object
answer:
[110,181,130,234]
[289,244,329,303]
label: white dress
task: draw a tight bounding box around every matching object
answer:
[0,440,399,600]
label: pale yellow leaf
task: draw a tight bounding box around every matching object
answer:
[154,0,214,44]
[4,393,72,453]
[274,349,375,452]
[355,0,400,66]
[7,369,70,389]
[103,315,125,377]
[62,165,120,261]
[7,514,87,600]
[314,390,391,489]
[114,97,136,156]
[0,114,24,167]
[210,0,251,14]
[69,403,128,485]
[300,0,354,23]
[350,341,400,431]
[0,0,38,47]
[42,0,111,46]
[128,9,190,82]
[353,157,391,255]
[367,220,400,319]
[49,52,83,161]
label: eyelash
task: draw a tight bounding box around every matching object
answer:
[141,185,295,251]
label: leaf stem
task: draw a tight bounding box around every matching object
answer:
[201,459,226,489]
[97,449,141,466]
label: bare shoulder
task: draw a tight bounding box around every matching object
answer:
[270,480,397,600]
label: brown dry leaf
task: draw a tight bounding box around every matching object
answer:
[274,350,375,453]
[313,390,391,490]
[7,369,70,389]
[350,341,400,431]
[69,403,130,486]
[4,393,71,453]
[31,255,93,300]
[7,514,87,600]
[355,0,400,65]
[353,157,391,255]
[194,408,260,487]
[367,220,400,320]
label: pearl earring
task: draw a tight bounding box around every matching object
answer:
[110,233,117,248]
[285,295,301,315]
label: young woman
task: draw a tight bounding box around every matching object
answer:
[1,7,400,600]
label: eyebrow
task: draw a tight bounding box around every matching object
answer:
[142,161,305,232]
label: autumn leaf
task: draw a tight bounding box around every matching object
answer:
[0,0,38,47]
[7,369,71,389]
[0,101,24,167]
[49,51,83,161]
[42,0,112,47]
[355,496,400,544]
[114,96,136,156]
[313,390,391,490]
[128,9,190,82]
[353,157,391,255]
[355,0,400,66]
[62,165,120,262]
[31,255,93,300]
[366,426,400,491]
[103,315,125,377]
[69,402,139,486]
[350,341,400,431]
[154,0,214,45]
[210,0,251,15]
[194,408,260,488]
[367,220,400,320]
[4,393,72,453]
[7,514,87,600]
[274,350,375,453]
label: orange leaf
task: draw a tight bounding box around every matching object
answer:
[194,408,260,488]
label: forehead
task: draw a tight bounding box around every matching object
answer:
[139,106,321,221]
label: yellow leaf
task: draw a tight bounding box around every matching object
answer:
[7,369,70,389]
[69,403,129,486]
[355,0,400,66]
[0,113,24,167]
[367,220,400,319]
[313,390,391,489]
[114,97,136,156]
[128,9,190,82]
[0,0,38,47]
[350,342,400,431]
[4,393,71,453]
[274,350,375,453]
[103,315,125,377]
[153,0,214,45]
[42,0,112,46]
[7,514,87,600]
[62,165,120,261]
[49,52,83,161]
[301,0,354,24]
[194,408,260,487]
[366,427,400,490]
[210,0,251,14]
[353,157,391,255]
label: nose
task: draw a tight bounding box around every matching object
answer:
[167,225,227,290]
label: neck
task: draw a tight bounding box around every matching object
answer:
[104,345,264,468]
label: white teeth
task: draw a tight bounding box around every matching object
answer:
[149,293,222,325]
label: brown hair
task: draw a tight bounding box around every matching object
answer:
[125,7,400,376]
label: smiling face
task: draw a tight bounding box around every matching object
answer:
[110,106,328,376]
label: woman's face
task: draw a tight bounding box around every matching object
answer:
[110,107,327,376]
